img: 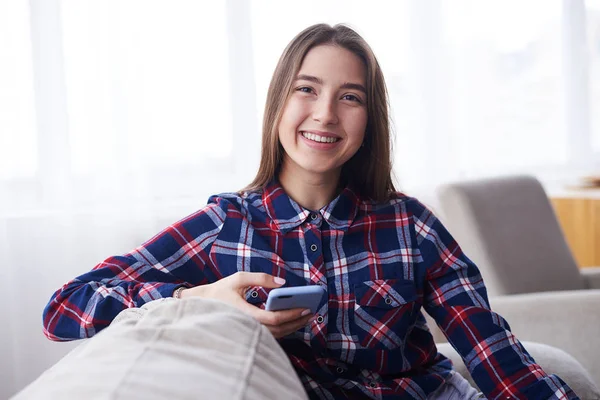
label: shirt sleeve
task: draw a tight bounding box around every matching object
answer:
[42,197,230,342]
[410,199,579,400]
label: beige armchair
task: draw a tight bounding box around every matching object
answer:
[429,175,600,389]
[435,175,600,296]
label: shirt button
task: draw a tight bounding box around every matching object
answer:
[316,315,324,324]
[310,244,318,252]
[310,213,318,221]
[336,367,345,374]
[251,291,259,298]
[385,297,392,305]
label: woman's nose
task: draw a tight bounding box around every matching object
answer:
[312,96,338,125]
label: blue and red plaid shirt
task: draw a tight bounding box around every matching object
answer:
[43,181,577,399]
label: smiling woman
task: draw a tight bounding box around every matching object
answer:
[276,45,369,210]
[3,2,599,399]
[244,26,394,207]
[38,23,578,400]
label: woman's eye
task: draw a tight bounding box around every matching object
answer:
[297,87,314,94]
[342,94,361,103]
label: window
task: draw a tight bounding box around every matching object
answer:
[442,0,566,173]
[0,1,37,180]
[60,0,233,175]
[587,0,600,152]
[1,1,598,210]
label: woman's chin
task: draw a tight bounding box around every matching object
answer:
[280,155,343,179]
[300,164,342,178]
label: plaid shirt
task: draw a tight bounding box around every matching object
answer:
[43,181,577,399]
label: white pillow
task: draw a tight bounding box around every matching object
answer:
[14,298,309,400]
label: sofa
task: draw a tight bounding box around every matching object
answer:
[14,298,600,399]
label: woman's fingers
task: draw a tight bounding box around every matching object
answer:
[240,302,314,338]
[181,271,315,339]
[255,307,311,325]
[264,313,314,338]
[246,305,309,326]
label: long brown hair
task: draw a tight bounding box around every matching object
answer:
[242,23,396,202]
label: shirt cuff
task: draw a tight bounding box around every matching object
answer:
[156,283,184,299]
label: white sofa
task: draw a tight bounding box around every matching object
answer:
[14,298,600,399]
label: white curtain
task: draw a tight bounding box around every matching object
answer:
[1,0,599,396]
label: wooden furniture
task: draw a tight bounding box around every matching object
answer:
[550,189,600,268]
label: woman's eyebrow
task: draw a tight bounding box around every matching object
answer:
[340,82,367,93]
[296,74,366,93]
[296,74,322,85]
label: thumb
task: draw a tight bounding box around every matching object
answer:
[229,271,286,290]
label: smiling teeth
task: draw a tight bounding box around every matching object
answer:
[302,132,339,143]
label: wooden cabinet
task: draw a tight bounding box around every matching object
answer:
[550,191,600,268]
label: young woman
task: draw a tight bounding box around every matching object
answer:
[43,24,577,399]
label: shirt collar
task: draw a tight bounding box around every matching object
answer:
[262,180,360,234]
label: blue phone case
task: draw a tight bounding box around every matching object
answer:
[265,285,326,314]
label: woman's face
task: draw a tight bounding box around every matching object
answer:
[277,44,368,181]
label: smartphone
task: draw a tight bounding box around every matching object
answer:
[265,285,326,314]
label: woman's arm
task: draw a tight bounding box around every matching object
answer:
[410,199,579,399]
[42,199,229,341]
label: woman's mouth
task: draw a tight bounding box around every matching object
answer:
[300,131,340,143]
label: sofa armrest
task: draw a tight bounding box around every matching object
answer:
[581,267,600,289]
[488,289,600,385]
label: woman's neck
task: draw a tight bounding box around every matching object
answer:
[278,159,342,211]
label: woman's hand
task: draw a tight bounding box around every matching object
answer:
[179,272,314,339]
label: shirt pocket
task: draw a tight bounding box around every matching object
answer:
[245,286,270,309]
[352,279,417,350]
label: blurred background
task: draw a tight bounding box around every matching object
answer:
[1,0,599,397]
